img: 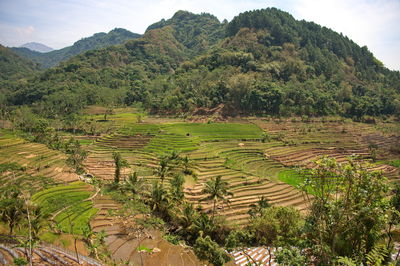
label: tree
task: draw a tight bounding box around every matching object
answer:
[249,206,303,264]
[225,229,254,250]
[179,202,196,229]
[28,205,48,241]
[155,158,170,186]
[202,175,233,221]
[275,247,307,266]
[103,105,114,121]
[148,181,171,218]
[300,157,392,264]
[112,152,129,184]
[122,171,147,198]
[194,234,230,266]
[0,186,25,234]
[389,183,400,261]
[63,113,81,134]
[181,155,194,175]
[65,138,88,174]
[248,196,270,218]
[193,212,214,238]
[169,174,185,201]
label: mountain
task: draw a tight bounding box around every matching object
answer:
[20,42,53,53]
[0,44,38,81]
[146,10,225,56]
[4,8,400,119]
[12,28,141,68]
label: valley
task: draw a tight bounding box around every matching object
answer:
[0,5,400,265]
[1,106,399,265]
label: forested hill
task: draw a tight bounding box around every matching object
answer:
[146,10,225,56]
[4,8,400,119]
[0,45,39,81]
[11,28,141,68]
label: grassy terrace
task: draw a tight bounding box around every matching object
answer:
[162,123,264,141]
[83,117,399,226]
[0,130,77,182]
[32,181,97,234]
[144,133,199,154]
[119,123,161,136]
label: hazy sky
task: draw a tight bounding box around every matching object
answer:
[0,0,399,70]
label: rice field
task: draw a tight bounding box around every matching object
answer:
[82,118,400,225]
[32,181,98,234]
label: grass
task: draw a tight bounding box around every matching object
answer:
[32,181,97,234]
[55,202,98,234]
[389,159,400,168]
[278,169,304,188]
[119,123,160,136]
[144,133,199,155]
[162,123,264,141]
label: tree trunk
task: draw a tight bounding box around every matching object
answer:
[268,247,272,265]
[74,238,80,264]
[9,223,14,235]
[212,199,216,221]
[25,197,33,266]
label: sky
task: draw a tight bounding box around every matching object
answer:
[0,0,399,70]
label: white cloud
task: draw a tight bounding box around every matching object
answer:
[0,25,36,46]
[288,0,400,70]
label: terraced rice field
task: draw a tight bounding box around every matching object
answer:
[0,243,102,265]
[90,195,201,265]
[32,181,98,234]
[0,130,78,182]
[183,141,308,225]
[84,119,399,227]
[253,119,400,182]
[162,123,264,141]
[3,116,398,265]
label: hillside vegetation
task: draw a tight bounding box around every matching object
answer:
[0,45,38,81]
[0,7,400,266]
[2,8,399,122]
[12,28,141,68]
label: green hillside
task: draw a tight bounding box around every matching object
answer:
[3,8,400,120]
[12,28,141,68]
[0,45,39,81]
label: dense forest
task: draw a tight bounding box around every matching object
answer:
[1,8,400,121]
[0,45,39,81]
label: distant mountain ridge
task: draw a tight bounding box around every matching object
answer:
[0,45,39,81]
[12,28,141,68]
[20,42,53,53]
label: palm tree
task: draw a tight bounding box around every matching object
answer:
[248,196,270,218]
[180,202,196,229]
[148,181,171,218]
[122,172,147,198]
[155,158,170,185]
[181,155,193,175]
[168,150,181,161]
[193,212,214,237]
[29,205,49,240]
[112,152,129,184]
[169,174,185,202]
[201,176,233,221]
[0,186,25,234]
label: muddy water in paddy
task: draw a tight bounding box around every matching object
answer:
[91,195,201,265]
